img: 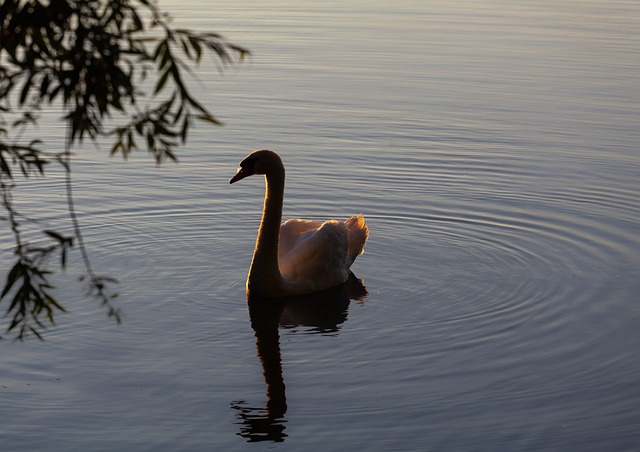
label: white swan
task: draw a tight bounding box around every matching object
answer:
[230,150,369,298]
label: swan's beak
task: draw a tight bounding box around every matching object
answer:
[229,166,252,184]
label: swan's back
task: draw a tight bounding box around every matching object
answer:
[278,214,368,293]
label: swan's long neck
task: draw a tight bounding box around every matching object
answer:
[248,166,285,296]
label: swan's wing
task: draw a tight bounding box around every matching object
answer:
[278,219,324,259]
[278,219,350,291]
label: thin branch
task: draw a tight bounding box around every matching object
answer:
[62,124,121,322]
[1,178,23,255]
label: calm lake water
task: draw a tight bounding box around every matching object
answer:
[1,0,639,450]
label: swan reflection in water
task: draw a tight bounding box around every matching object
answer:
[231,273,368,442]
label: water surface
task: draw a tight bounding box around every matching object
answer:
[1,1,639,450]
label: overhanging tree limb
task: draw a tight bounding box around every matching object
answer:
[0,0,249,339]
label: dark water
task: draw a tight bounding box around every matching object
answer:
[1,1,639,450]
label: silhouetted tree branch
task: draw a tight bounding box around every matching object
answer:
[0,0,249,339]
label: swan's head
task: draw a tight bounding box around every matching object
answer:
[229,149,283,184]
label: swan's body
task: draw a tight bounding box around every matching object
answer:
[230,150,368,298]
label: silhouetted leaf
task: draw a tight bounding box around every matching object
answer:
[196,114,221,125]
[1,262,22,299]
[154,68,171,94]
[39,74,51,98]
[188,36,203,61]
[0,152,11,178]
[180,116,189,142]
[19,73,33,104]
[43,230,65,242]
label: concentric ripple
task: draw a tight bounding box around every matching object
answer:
[357,145,639,357]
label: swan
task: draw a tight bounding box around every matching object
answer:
[230,150,369,298]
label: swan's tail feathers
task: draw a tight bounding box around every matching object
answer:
[345,213,369,267]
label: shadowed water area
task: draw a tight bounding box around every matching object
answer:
[1,1,639,450]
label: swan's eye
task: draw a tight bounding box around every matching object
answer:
[240,157,257,171]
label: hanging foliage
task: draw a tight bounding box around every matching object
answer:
[0,0,249,339]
